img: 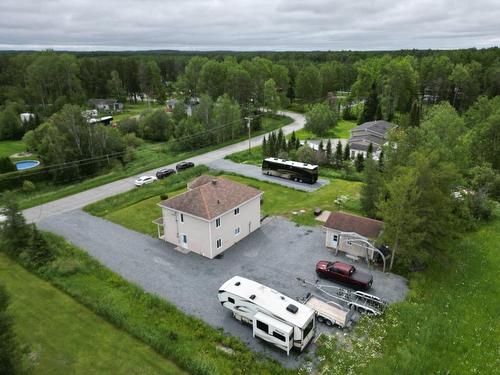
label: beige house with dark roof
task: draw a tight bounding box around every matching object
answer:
[324,211,384,261]
[154,175,263,258]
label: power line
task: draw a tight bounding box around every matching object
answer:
[0,113,264,183]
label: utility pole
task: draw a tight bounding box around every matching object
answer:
[245,116,252,153]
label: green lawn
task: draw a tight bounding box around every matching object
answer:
[316,211,500,374]
[0,254,186,375]
[112,102,163,122]
[96,172,362,234]
[14,114,293,209]
[294,120,356,140]
[0,140,26,158]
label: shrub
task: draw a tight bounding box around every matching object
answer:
[0,157,16,173]
[123,133,143,149]
[22,180,35,192]
[118,117,139,135]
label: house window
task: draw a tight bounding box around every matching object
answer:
[234,227,240,236]
[228,297,235,304]
[216,218,221,227]
[216,239,222,248]
[256,320,269,333]
[234,207,240,215]
[180,213,184,223]
[181,234,187,244]
[272,331,286,342]
[332,234,338,243]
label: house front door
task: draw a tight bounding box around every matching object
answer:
[180,234,188,249]
[332,233,339,248]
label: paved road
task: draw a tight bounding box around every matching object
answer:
[209,159,330,192]
[23,111,305,223]
[39,211,408,367]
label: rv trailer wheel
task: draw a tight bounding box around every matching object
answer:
[317,316,324,323]
[325,319,333,327]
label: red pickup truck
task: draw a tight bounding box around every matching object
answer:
[316,261,373,290]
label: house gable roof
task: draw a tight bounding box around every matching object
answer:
[159,176,262,220]
[324,211,383,239]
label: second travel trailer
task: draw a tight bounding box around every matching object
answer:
[218,276,316,355]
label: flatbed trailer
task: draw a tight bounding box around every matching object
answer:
[297,277,388,316]
[302,293,353,329]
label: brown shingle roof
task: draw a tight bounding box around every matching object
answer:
[159,176,262,220]
[324,211,383,239]
[187,175,216,190]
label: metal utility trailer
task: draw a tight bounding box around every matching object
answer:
[300,293,353,329]
[297,278,388,316]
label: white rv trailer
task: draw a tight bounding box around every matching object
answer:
[218,276,316,355]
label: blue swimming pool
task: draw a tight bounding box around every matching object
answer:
[15,160,40,171]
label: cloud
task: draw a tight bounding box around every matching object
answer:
[0,0,498,50]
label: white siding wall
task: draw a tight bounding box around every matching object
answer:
[325,228,374,259]
[160,194,261,259]
[208,196,262,258]
[162,208,211,257]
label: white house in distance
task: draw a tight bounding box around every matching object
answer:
[324,211,384,262]
[154,175,263,258]
[349,120,394,159]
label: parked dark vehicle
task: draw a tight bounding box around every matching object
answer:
[156,168,176,179]
[176,161,195,172]
[316,261,373,290]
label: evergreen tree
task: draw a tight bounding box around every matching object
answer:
[355,153,365,172]
[289,131,297,151]
[360,158,381,218]
[367,142,373,157]
[409,99,421,127]
[360,82,379,124]
[334,141,343,169]
[378,149,385,171]
[343,143,351,160]
[326,139,332,163]
[1,193,30,255]
[295,137,301,150]
[277,129,284,153]
[262,135,268,156]
[26,225,54,269]
[268,132,276,156]
[375,103,383,120]
[0,284,21,375]
[318,140,324,152]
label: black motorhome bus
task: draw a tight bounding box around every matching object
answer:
[261,157,318,184]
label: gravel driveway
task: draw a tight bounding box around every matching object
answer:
[39,211,407,367]
[209,159,330,192]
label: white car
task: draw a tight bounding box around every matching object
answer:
[134,175,157,186]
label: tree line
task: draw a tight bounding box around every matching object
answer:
[359,96,500,270]
[1,48,499,141]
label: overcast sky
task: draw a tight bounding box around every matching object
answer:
[1,0,499,51]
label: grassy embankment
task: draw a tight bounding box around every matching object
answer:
[315,209,500,374]
[10,114,292,209]
[85,170,362,235]
[0,254,186,375]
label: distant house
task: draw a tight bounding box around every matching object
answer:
[349,120,394,159]
[166,98,178,112]
[154,175,263,259]
[324,211,384,262]
[20,113,34,123]
[88,99,123,112]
